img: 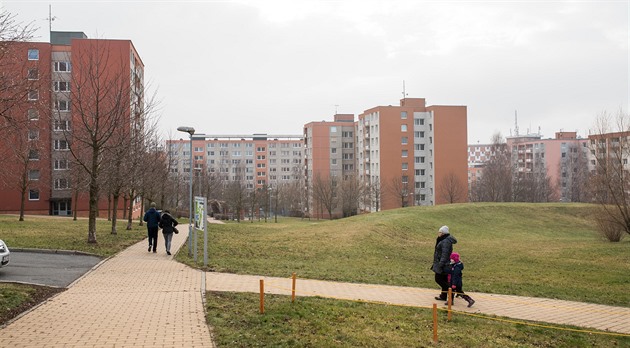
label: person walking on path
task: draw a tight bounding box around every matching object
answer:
[159,210,179,256]
[143,202,161,253]
[431,225,457,301]
[444,252,475,307]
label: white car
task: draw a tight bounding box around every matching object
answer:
[0,240,9,267]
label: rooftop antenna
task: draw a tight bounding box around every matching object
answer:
[402,80,408,98]
[334,104,339,114]
[514,110,519,136]
[46,4,57,42]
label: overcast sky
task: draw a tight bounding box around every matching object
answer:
[3,0,629,144]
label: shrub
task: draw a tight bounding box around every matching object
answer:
[595,212,625,242]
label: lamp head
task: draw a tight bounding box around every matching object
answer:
[177,126,195,135]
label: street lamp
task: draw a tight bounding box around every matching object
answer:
[177,126,195,256]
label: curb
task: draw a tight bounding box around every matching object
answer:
[10,248,101,258]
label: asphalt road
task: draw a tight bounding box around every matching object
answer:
[0,251,102,288]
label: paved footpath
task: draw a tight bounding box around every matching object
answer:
[1,229,214,348]
[206,273,630,336]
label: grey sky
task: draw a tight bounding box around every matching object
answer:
[4,0,629,144]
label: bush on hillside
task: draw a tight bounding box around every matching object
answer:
[595,212,625,242]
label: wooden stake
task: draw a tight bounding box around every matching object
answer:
[259,279,265,314]
[291,273,296,303]
[447,288,452,321]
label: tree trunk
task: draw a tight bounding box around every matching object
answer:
[73,189,79,221]
[19,186,25,222]
[126,190,135,230]
[111,193,119,235]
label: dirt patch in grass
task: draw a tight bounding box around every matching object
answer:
[0,283,65,327]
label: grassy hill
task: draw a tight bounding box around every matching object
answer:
[183,203,629,307]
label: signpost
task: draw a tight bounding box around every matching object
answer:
[194,196,208,266]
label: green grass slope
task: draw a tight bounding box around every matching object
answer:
[183,203,629,306]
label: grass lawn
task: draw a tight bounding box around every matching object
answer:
[0,215,148,257]
[179,203,630,307]
[206,292,630,347]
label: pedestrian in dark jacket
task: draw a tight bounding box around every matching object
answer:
[159,210,178,256]
[431,225,457,300]
[143,202,161,253]
[444,252,475,307]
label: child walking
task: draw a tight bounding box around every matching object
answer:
[445,252,475,307]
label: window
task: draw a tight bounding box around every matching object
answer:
[28,129,39,140]
[330,126,337,133]
[54,61,71,72]
[402,163,408,170]
[402,176,408,184]
[331,159,337,165]
[402,137,408,145]
[420,182,426,189]
[28,170,40,181]
[220,143,228,148]
[54,178,70,189]
[28,49,39,60]
[28,90,39,101]
[342,142,352,149]
[401,124,407,132]
[28,68,39,80]
[256,147,266,152]
[194,147,203,152]
[257,155,266,160]
[28,149,40,160]
[55,100,71,111]
[54,159,69,170]
[331,148,337,154]
[54,139,69,150]
[29,189,40,200]
[415,118,425,126]
[402,150,408,157]
[401,111,407,119]
[28,109,39,120]
[342,131,353,137]
[53,81,70,92]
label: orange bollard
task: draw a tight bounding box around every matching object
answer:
[292,273,296,303]
[447,288,452,321]
[259,279,265,314]
[432,303,438,343]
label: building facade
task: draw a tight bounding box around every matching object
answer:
[357,98,468,211]
[167,134,304,217]
[302,98,468,218]
[0,32,144,217]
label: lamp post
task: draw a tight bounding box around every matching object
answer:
[268,185,272,221]
[177,126,195,256]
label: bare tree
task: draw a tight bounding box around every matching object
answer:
[0,10,35,135]
[2,121,48,220]
[559,142,591,202]
[388,176,413,208]
[589,110,630,237]
[312,173,338,219]
[439,171,466,204]
[340,174,362,217]
[477,133,512,202]
[65,40,138,243]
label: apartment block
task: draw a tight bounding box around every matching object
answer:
[0,32,144,217]
[303,114,356,219]
[302,98,468,218]
[168,134,304,190]
[358,98,468,211]
[506,131,588,201]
